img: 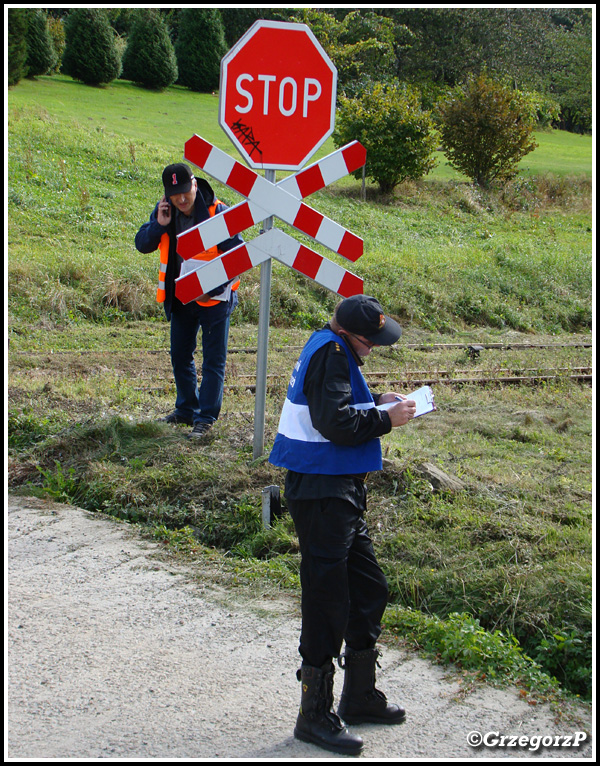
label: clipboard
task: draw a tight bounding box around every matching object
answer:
[376,385,436,418]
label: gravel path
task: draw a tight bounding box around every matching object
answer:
[6,495,593,760]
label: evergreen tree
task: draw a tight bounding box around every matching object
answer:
[547,12,592,133]
[8,8,29,86]
[62,8,122,86]
[25,9,58,78]
[219,8,268,47]
[175,8,228,92]
[122,9,178,90]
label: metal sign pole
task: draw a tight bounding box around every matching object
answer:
[253,168,276,459]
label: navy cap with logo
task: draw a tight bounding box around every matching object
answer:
[162,163,194,198]
[336,294,402,346]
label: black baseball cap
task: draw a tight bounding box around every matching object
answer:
[162,163,194,198]
[336,294,402,346]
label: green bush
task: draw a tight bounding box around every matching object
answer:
[62,8,122,86]
[174,8,228,92]
[333,82,437,194]
[8,8,29,86]
[529,628,592,699]
[122,9,178,90]
[291,9,398,98]
[25,10,57,78]
[438,73,538,187]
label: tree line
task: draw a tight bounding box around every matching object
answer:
[8,7,592,191]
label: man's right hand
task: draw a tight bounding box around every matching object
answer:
[157,196,172,226]
[387,399,417,427]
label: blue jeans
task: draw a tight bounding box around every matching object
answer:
[169,296,235,425]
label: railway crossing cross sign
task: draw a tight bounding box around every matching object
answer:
[175,137,367,301]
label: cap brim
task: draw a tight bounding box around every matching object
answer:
[165,181,192,199]
[365,315,402,345]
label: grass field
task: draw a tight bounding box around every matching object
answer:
[7,75,593,703]
[9,75,593,178]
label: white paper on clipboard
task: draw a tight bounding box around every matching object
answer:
[376,385,436,418]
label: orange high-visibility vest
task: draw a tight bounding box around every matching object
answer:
[156,202,239,307]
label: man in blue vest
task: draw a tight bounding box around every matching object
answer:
[270,294,417,755]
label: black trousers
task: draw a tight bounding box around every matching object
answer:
[288,496,389,668]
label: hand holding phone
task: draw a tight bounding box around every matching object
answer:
[157,195,172,226]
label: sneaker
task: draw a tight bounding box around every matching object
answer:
[189,422,213,439]
[159,412,194,426]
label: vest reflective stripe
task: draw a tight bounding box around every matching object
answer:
[155,202,240,306]
[269,329,383,475]
[155,232,169,303]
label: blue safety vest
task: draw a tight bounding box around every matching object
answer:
[269,329,383,475]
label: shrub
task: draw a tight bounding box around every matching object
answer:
[438,73,538,187]
[25,9,57,78]
[47,16,66,74]
[333,81,437,194]
[62,8,122,86]
[174,8,228,92]
[122,9,178,90]
[8,8,29,86]
[291,9,399,99]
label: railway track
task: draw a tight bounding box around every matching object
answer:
[10,341,592,389]
[226,367,592,391]
[9,341,593,356]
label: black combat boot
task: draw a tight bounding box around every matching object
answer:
[337,647,406,725]
[294,661,364,755]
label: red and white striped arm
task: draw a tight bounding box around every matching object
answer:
[277,140,366,199]
[174,237,270,306]
[179,135,363,263]
[175,229,363,305]
[266,229,364,297]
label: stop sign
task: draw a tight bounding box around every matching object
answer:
[219,21,337,171]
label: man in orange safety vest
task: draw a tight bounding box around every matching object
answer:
[135,163,243,438]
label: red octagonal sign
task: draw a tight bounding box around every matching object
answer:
[219,21,337,171]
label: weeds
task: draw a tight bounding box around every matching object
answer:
[385,607,562,698]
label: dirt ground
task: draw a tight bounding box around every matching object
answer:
[6,494,594,761]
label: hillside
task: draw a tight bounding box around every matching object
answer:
[7,75,593,702]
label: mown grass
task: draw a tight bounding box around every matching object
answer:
[7,76,593,703]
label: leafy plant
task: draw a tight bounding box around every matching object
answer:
[438,73,538,187]
[8,409,54,449]
[530,628,592,699]
[334,81,438,193]
[37,460,85,504]
[386,607,560,695]
[291,9,400,98]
